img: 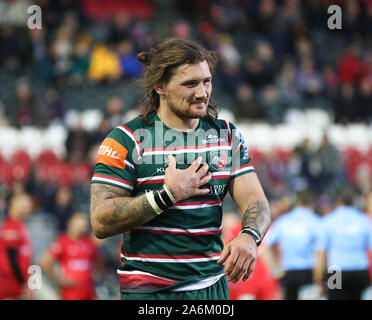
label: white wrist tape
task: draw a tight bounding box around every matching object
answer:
[163,184,176,204]
[145,191,163,215]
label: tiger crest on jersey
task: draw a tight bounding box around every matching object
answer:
[210,150,227,171]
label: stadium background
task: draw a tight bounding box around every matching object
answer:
[0,0,372,299]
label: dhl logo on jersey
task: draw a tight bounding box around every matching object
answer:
[96,138,128,169]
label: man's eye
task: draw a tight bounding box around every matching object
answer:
[183,82,197,88]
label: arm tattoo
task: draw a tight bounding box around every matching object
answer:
[241,200,271,237]
[90,184,157,238]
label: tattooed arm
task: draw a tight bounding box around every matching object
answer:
[217,172,271,283]
[90,156,213,239]
[90,184,158,239]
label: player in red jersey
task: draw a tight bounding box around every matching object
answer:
[222,211,280,300]
[0,193,34,300]
[39,212,103,300]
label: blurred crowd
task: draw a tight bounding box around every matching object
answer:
[1,0,372,299]
[1,0,372,125]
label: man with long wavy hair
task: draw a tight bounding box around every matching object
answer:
[90,38,271,300]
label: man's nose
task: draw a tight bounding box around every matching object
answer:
[194,82,208,99]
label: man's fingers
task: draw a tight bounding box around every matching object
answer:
[222,249,239,278]
[217,246,230,265]
[167,155,177,169]
[194,187,211,196]
[242,258,257,281]
[196,162,209,177]
[189,156,202,172]
[199,172,212,186]
[232,257,250,283]
[228,255,247,283]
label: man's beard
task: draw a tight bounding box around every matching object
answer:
[166,97,209,120]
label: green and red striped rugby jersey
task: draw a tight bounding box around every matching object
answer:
[91,113,255,293]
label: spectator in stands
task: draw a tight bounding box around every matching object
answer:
[29,28,53,81]
[219,63,245,96]
[333,84,357,124]
[88,44,122,83]
[65,116,92,162]
[296,56,325,107]
[216,33,241,67]
[107,13,132,45]
[45,88,66,126]
[27,169,59,217]
[343,0,363,35]
[49,23,75,84]
[265,190,320,300]
[39,212,103,300]
[0,99,8,127]
[244,43,277,90]
[68,33,91,85]
[337,41,363,86]
[312,133,344,193]
[252,0,278,34]
[103,96,125,129]
[90,118,112,146]
[322,65,339,99]
[294,37,318,66]
[50,186,74,233]
[232,84,264,121]
[0,193,34,299]
[118,40,143,79]
[276,61,301,109]
[256,149,287,199]
[356,77,372,123]
[294,139,316,192]
[172,20,192,39]
[216,33,245,94]
[9,79,45,128]
[286,147,310,192]
[276,0,303,33]
[254,41,278,84]
[259,84,285,123]
[0,25,32,72]
[314,187,372,300]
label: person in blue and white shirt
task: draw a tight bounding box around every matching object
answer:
[314,187,372,300]
[265,190,320,300]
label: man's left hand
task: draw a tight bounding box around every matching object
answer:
[217,233,258,283]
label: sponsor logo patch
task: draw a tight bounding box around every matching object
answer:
[96,137,128,169]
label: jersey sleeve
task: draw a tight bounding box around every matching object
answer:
[48,237,64,261]
[228,122,255,179]
[0,226,22,249]
[91,126,137,193]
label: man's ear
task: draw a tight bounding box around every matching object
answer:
[154,83,166,96]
